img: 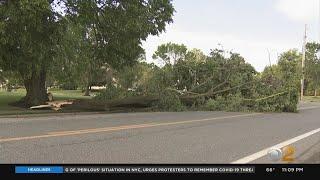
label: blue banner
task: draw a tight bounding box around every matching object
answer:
[15,166,64,174]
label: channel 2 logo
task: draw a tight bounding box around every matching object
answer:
[268,146,295,162]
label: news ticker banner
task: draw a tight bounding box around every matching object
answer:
[15,166,255,174]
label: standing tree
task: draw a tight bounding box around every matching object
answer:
[0,0,65,106]
[0,0,174,106]
[277,50,302,89]
[152,42,187,65]
[306,42,320,96]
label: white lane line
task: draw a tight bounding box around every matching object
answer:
[231,128,320,164]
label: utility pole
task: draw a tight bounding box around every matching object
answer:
[317,0,320,97]
[267,49,272,67]
[301,24,307,101]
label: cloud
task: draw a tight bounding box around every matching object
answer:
[275,0,319,22]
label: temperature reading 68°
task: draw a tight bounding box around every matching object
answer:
[266,168,276,173]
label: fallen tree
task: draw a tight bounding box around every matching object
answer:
[57,85,298,113]
[61,96,160,112]
[29,47,300,113]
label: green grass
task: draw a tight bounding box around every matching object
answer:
[0,89,94,116]
[49,89,93,100]
[0,89,25,111]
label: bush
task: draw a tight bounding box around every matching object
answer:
[251,89,299,112]
[154,90,186,112]
[205,93,247,112]
[204,90,298,113]
[225,93,247,112]
[94,85,124,101]
[205,96,225,111]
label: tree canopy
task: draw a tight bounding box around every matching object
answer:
[305,42,320,96]
[0,0,175,106]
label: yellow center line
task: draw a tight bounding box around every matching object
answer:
[0,113,262,143]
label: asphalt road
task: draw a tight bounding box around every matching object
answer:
[0,103,320,164]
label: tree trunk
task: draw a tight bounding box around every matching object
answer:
[23,67,48,107]
[84,66,91,96]
[84,84,90,96]
[315,89,318,97]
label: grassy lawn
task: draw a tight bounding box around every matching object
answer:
[0,89,25,111]
[0,89,94,116]
[50,89,93,100]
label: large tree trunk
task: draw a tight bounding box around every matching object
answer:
[315,89,318,97]
[84,84,90,96]
[23,67,48,107]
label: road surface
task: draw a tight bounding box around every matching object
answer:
[0,102,320,164]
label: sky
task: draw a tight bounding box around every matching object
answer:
[142,0,320,72]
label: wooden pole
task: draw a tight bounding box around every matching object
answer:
[301,25,307,101]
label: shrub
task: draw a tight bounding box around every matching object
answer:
[251,89,299,112]
[205,96,226,111]
[225,93,247,112]
[205,93,247,112]
[94,85,124,101]
[154,90,186,112]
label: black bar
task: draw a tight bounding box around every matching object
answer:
[0,164,319,178]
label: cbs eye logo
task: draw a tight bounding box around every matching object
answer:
[268,146,295,162]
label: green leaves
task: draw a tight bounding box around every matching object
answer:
[0,0,63,78]
[277,50,302,89]
[64,0,174,69]
[152,42,187,65]
[0,0,175,74]
[0,0,174,104]
[305,42,320,92]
